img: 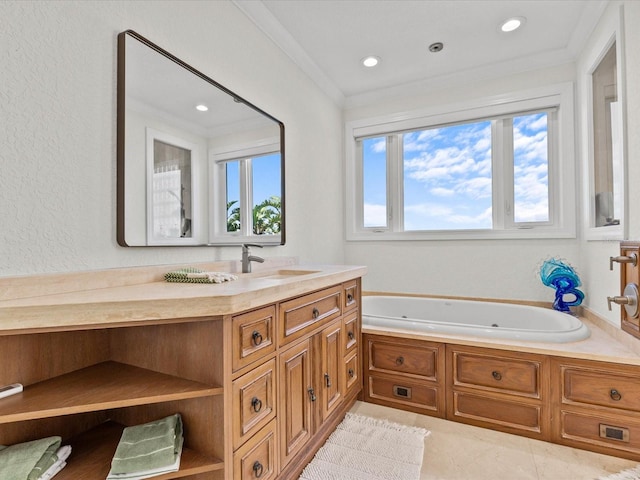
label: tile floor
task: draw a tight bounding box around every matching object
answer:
[350,401,638,480]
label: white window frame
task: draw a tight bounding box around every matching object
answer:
[345,83,576,241]
[209,138,282,245]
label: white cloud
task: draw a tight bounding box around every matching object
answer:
[363,203,387,227]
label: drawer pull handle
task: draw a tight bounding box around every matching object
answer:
[312,308,320,319]
[251,397,263,413]
[253,460,264,478]
[325,373,332,388]
[348,368,355,378]
[492,371,502,381]
[308,387,317,402]
[396,356,404,366]
[251,330,263,346]
[348,331,355,340]
[610,389,622,401]
[347,293,354,302]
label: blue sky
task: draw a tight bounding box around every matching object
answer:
[363,113,549,230]
[225,153,281,208]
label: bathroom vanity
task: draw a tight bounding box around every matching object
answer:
[0,260,365,480]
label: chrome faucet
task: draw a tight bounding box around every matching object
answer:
[242,243,264,273]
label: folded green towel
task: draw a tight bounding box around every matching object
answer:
[0,436,61,480]
[109,414,183,476]
[165,267,238,284]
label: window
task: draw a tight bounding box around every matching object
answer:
[346,84,575,240]
[210,141,282,244]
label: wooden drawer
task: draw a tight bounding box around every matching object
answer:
[367,374,441,414]
[233,359,277,448]
[560,410,640,457]
[233,305,276,372]
[452,349,540,398]
[343,311,359,354]
[345,350,359,394]
[234,420,278,480]
[452,391,542,434]
[343,280,359,312]
[279,286,342,345]
[368,338,440,381]
[562,367,640,412]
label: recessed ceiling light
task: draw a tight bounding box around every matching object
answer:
[362,56,380,68]
[500,16,526,32]
[195,104,209,112]
[428,42,444,53]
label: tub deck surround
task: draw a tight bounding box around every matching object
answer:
[0,259,366,333]
[362,293,640,366]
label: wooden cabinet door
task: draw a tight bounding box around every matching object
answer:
[279,338,313,469]
[320,320,344,420]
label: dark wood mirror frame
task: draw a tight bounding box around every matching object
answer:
[117,30,285,247]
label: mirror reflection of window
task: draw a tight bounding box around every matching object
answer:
[221,153,282,236]
[252,153,282,235]
[152,140,192,239]
[592,42,619,227]
[225,161,240,233]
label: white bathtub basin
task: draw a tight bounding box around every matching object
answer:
[362,295,590,343]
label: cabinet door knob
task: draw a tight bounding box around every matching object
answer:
[251,330,263,346]
[348,368,355,378]
[251,396,263,413]
[396,356,404,366]
[610,388,622,401]
[347,293,354,302]
[252,460,264,478]
[348,331,355,340]
[312,308,320,319]
[492,371,502,381]
[325,373,332,388]
[308,387,317,402]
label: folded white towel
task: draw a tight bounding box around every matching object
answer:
[105,454,180,480]
[185,272,238,283]
[38,445,71,480]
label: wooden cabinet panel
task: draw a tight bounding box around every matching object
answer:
[452,391,542,433]
[279,286,342,345]
[368,339,440,380]
[345,351,359,395]
[343,311,359,354]
[560,410,640,457]
[233,359,276,449]
[234,420,278,480]
[232,306,276,372]
[563,367,640,412]
[452,350,540,397]
[343,280,359,313]
[279,339,313,469]
[368,375,441,414]
[320,321,344,420]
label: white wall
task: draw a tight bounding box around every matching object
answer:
[0,0,344,276]
[344,64,581,302]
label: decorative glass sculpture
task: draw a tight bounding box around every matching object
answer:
[539,258,584,314]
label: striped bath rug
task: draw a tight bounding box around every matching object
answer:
[599,466,640,480]
[298,412,430,480]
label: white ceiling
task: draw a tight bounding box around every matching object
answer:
[234,0,607,107]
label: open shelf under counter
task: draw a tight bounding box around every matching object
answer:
[0,361,223,423]
[55,420,223,479]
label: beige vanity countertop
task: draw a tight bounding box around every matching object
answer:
[363,311,640,366]
[0,261,367,334]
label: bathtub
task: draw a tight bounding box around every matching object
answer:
[362,295,590,343]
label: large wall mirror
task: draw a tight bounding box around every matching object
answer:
[117,30,285,246]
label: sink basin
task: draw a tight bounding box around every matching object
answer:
[256,269,321,280]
